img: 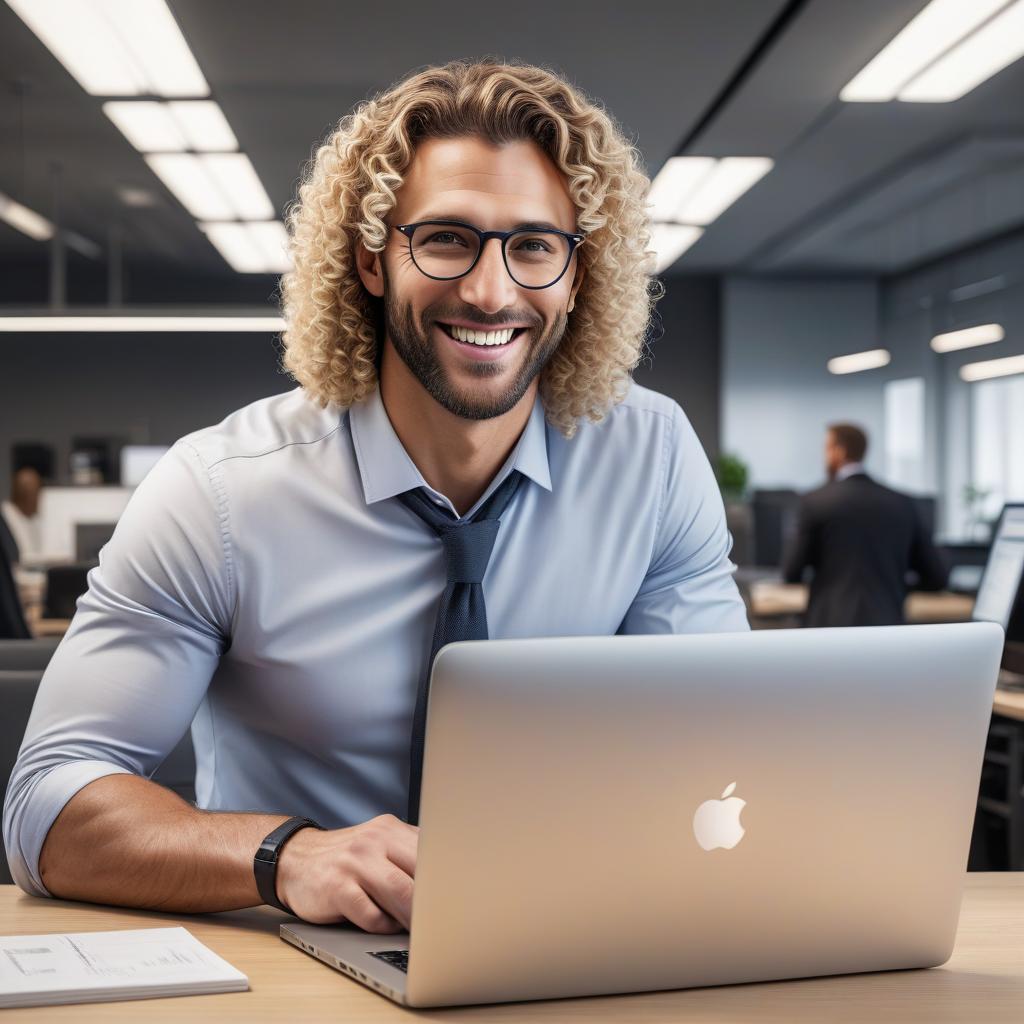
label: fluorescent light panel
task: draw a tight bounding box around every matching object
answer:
[675,157,773,225]
[646,157,715,222]
[145,153,235,219]
[6,0,209,97]
[104,100,237,153]
[201,154,275,219]
[200,223,268,273]
[0,316,285,332]
[827,349,891,375]
[167,101,237,151]
[930,323,1005,353]
[0,192,55,240]
[246,221,292,272]
[899,0,1024,101]
[201,222,291,274]
[104,100,187,151]
[145,153,274,220]
[960,354,1024,382]
[649,224,704,273]
[840,0,1009,101]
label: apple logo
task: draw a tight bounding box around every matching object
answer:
[692,782,746,851]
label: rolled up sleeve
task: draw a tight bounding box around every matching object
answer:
[618,404,749,636]
[2,440,233,897]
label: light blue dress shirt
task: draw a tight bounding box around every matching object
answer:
[3,381,749,897]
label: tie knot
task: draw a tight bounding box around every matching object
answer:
[439,520,501,583]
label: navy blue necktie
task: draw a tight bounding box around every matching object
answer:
[397,470,523,824]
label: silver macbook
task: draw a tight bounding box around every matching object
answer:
[281,622,1003,1008]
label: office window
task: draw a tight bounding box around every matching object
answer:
[972,375,1024,522]
[884,377,926,492]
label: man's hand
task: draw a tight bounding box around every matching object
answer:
[276,814,419,932]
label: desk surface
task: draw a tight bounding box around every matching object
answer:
[748,581,975,623]
[2,875,1023,1022]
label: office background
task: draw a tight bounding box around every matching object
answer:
[2,0,1024,879]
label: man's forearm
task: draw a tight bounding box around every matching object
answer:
[38,774,290,913]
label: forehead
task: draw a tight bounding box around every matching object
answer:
[395,136,577,230]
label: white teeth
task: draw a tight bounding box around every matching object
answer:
[447,324,516,346]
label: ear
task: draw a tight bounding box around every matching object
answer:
[355,238,385,298]
[567,259,585,314]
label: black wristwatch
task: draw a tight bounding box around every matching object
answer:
[253,816,324,914]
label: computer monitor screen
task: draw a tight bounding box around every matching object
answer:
[972,504,1024,632]
[120,445,169,487]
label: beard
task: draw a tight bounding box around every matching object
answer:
[380,266,568,421]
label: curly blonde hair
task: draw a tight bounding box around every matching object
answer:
[281,58,663,438]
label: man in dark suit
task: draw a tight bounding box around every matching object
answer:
[781,423,947,627]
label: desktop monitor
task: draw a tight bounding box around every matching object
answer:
[972,504,1024,673]
[120,445,169,487]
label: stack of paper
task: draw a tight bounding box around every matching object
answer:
[0,926,249,1008]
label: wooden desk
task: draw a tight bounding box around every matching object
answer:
[2,876,1023,1021]
[748,581,975,624]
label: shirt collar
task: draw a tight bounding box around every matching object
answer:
[835,462,866,481]
[349,385,552,510]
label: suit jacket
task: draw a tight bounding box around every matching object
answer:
[781,473,948,628]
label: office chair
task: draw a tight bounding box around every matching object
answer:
[0,519,31,640]
[0,637,61,670]
[43,565,91,620]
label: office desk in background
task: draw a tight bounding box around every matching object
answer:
[1,877,1022,1022]
[748,581,975,625]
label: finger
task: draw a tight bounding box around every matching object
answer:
[360,861,415,931]
[385,827,419,878]
[343,884,405,934]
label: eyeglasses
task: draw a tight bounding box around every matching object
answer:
[395,219,586,290]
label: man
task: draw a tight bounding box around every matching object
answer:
[3,60,747,934]
[1,465,45,565]
[781,423,947,628]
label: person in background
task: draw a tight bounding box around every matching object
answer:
[1,465,45,565]
[781,423,947,628]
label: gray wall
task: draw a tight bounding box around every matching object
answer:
[634,276,721,457]
[4,333,293,487]
[721,277,883,491]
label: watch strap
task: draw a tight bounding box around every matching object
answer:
[253,815,323,914]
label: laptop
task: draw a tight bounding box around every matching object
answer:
[281,622,1003,1008]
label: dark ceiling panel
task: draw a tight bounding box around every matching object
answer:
[675,0,1024,272]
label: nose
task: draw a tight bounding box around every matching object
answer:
[456,237,520,313]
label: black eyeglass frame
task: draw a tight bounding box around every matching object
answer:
[395,219,586,290]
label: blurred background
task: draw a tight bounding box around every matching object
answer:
[1,0,1024,869]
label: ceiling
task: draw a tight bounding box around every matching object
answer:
[1,0,1023,289]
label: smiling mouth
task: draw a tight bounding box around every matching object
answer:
[436,322,529,348]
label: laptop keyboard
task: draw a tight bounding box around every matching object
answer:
[369,949,409,973]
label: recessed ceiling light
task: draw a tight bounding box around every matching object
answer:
[649,224,704,273]
[898,0,1024,101]
[960,353,1024,382]
[200,154,275,220]
[827,349,891,374]
[930,323,1005,352]
[6,0,209,97]
[674,157,774,226]
[104,100,188,152]
[840,0,1010,102]
[646,157,715,222]
[116,186,158,208]
[0,192,55,241]
[199,221,292,274]
[144,153,235,220]
[167,101,238,152]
